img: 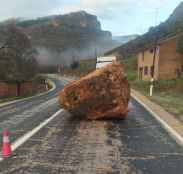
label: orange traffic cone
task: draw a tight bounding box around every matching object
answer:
[2,129,12,157]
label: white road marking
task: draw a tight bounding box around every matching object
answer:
[0,109,64,162]
[132,94,183,147]
[0,77,71,161]
[11,109,64,151]
[0,98,58,129]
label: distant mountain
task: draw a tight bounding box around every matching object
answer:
[168,2,183,22]
[106,2,183,57]
[113,34,139,44]
[0,11,116,65]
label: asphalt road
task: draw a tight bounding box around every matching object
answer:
[0,76,70,145]
[0,77,183,174]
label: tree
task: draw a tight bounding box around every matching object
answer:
[0,25,38,96]
[70,52,79,69]
[70,59,79,69]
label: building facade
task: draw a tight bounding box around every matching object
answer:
[137,36,183,81]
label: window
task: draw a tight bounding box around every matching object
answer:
[176,68,181,78]
[149,49,154,53]
[144,66,148,75]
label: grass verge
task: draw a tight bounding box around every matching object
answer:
[123,57,183,123]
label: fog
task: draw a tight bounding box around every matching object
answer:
[36,42,117,66]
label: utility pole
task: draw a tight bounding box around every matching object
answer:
[150,8,159,97]
[94,48,98,59]
[94,47,98,65]
[155,8,159,27]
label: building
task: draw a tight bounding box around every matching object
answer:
[96,56,116,69]
[137,36,183,81]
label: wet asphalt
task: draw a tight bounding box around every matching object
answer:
[0,77,183,173]
[0,76,69,145]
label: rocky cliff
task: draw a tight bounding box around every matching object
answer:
[17,11,112,51]
[0,11,115,65]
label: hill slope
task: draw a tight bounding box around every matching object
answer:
[0,11,116,65]
[106,2,183,57]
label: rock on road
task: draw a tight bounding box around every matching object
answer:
[0,85,183,174]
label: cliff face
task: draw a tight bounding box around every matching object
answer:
[0,11,114,65]
[16,11,112,51]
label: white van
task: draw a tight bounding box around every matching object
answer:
[96,56,116,69]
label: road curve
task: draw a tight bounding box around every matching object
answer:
[0,76,70,145]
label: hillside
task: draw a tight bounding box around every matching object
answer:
[17,11,111,50]
[113,34,139,44]
[106,2,183,57]
[0,11,117,65]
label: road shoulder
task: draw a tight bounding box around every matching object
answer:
[131,89,183,147]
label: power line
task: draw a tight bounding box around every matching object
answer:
[155,8,160,26]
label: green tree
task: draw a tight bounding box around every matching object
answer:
[70,60,79,69]
[0,25,38,96]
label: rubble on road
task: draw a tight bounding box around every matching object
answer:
[59,62,130,120]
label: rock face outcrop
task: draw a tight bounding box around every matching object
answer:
[15,11,112,51]
[59,62,130,120]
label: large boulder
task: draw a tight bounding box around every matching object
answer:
[59,62,130,120]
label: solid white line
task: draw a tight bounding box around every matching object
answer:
[11,109,64,151]
[132,94,183,147]
[0,109,64,161]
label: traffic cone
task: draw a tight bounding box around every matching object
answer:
[2,129,12,158]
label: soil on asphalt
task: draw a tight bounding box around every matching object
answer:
[0,99,183,174]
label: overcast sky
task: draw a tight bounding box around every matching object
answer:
[0,0,182,36]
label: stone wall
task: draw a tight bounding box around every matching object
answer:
[0,82,47,98]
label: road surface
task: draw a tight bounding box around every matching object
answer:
[0,76,183,174]
[0,76,70,145]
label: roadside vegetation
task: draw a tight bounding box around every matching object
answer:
[62,59,96,77]
[0,25,51,102]
[122,57,183,123]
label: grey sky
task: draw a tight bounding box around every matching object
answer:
[0,0,182,35]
